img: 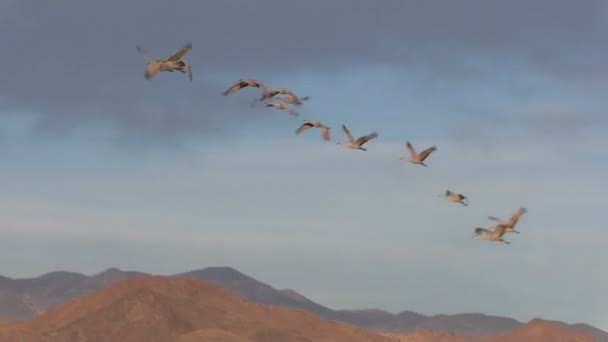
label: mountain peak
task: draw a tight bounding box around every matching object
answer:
[0,275,391,342]
[178,266,253,282]
[93,267,123,276]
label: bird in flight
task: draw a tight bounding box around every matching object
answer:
[295,120,330,141]
[277,93,310,106]
[136,43,193,81]
[336,125,378,151]
[487,207,527,234]
[472,225,510,244]
[401,141,437,167]
[443,190,468,206]
[223,79,266,96]
[264,101,298,116]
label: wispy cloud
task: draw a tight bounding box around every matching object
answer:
[0,0,606,144]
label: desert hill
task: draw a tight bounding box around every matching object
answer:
[383,319,596,342]
[0,276,596,342]
[0,275,393,342]
[484,318,596,342]
[0,266,605,340]
[0,268,143,318]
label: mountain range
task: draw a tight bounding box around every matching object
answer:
[0,266,605,341]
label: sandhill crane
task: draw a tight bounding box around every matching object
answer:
[277,93,310,106]
[400,141,437,167]
[336,125,378,151]
[223,79,266,96]
[488,207,527,234]
[295,120,330,141]
[264,101,298,116]
[443,190,468,206]
[136,43,193,81]
[473,225,510,244]
[260,88,295,101]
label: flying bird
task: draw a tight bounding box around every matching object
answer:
[336,125,378,151]
[223,79,266,96]
[472,225,510,244]
[277,93,310,106]
[136,43,193,81]
[488,207,527,234]
[443,190,468,206]
[264,101,298,116]
[260,88,295,101]
[401,141,437,167]
[295,120,330,141]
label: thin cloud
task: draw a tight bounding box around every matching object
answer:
[0,0,606,144]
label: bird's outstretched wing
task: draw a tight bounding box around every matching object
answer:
[136,45,157,63]
[418,146,437,161]
[406,141,417,157]
[296,122,314,135]
[167,43,192,61]
[223,82,243,95]
[507,207,527,226]
[320,126,330,141]
[342,125,354,142]
[355,132,378,146]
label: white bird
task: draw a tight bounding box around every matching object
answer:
[295,120,330,141]
[136,43,193,81]
[488,207,527,234]
[473,225,510,244]
[336,125,378,151]
[401,141,437,167]
[443,190,468,206]
[264,101,298,116]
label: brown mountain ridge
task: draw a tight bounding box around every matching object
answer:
[383,319,596,342]
[0,266,605,340]
[0,276,597,342]
[0,275,392,342]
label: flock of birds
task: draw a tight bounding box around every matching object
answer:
[136,43,527,245]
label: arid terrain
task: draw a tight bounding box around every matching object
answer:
[0,275,393,342]
[0,268,605,341]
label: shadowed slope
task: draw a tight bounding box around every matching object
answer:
[483,318,596,342]
[383,319,596,342]
[0,267,605,340]
[176,266,336,318]
[0,268,144,318]
[0,275,393,342]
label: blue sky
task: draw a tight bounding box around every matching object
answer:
[0,0,607,330]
